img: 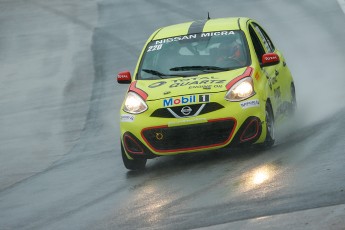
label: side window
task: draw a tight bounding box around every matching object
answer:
[252,23,275,53]
[249,25,265,63]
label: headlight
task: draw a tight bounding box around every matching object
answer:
[225,77,255,101]
[123,92,148,114]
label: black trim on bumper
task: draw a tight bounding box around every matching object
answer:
[229,116,262,147]
[123,132,156,159]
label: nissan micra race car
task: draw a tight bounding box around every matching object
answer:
[117,17,296,170]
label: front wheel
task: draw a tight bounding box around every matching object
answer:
[262,102,275,148]
[121,142,146,170]
[288,84,297,116]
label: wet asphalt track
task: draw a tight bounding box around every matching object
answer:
[1,0,345,229]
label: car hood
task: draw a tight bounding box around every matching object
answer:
[135,67,247,101]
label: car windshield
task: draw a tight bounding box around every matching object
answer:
[138,30,250,80]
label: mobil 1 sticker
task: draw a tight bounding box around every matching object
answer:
[199,95,210,103]
[163,94,210,107]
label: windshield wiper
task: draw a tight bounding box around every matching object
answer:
[142,69,191,78]
[142,69,168,78]
[170,66,231,72]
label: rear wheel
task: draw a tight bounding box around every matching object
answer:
[262,102,275,148]
[121,142,146,170]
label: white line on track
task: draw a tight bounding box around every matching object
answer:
[337,0,345,14]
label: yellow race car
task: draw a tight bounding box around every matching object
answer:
[117,17,296,170]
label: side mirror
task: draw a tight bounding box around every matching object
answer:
[261,53,280,67]
[117,71,132,84]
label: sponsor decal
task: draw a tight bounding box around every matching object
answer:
[148,81,167,88]
[263,55,279,62]
[147,77,225,89]
[170,79,226,88]
[201,31,235,37]
[199,94,210,103]
[164,95,196,107]
[168,76,226,89]
[155,34,198,45]
[255,72,260,81]
[240,99,260,109]
[154,31,236,46]
[163,94,210,107]
[120,115,135,122]
[168,118,207,127]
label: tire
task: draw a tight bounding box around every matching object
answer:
[121,142,146,170]
[262,102,275,148]
[288,84,297,115]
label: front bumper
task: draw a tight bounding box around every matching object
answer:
[120,94,266,159]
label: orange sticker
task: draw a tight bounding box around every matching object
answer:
[255,72,260,81]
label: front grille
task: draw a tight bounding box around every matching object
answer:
[142,118,236,152]
[151,102,224,118]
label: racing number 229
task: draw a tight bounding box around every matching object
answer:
[147,44,163,52]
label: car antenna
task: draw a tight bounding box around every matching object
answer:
[207,12,211,20]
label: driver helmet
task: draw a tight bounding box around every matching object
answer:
[218,39,241,59]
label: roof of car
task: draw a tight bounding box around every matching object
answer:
[152,17,251,40]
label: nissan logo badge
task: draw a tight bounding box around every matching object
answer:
[181,106,192,116]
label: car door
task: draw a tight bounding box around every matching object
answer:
[248,22,285,119]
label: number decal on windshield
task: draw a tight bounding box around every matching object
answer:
[147,44,163,52]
